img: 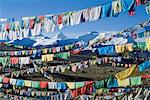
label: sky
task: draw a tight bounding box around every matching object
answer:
[0,0,149,38]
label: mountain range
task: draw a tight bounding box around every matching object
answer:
[7,31,135,48]
[8,31,99,47]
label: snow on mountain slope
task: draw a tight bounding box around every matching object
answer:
[56,31,99,46]
[7,32,68,47]
[89,31,132,46]
[102,37,128,45]
[7,31,134,47]
[77,31,99,43]
[32,32,68,47]
[89,31,117,45]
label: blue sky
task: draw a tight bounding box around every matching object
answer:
[0,0,149,38]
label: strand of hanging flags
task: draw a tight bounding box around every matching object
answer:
[0,42,32,49]
[0,71,149,98]
[0,59,149,98]
[1,56,146,79]
[1,56,146,81]
[0,41,84,57]
[0,41,149,65]
[0,0,149,41]
[0,0,147,23]
[89,30,150,47]
[0,86,149,100]
[0,19,149,51]
[0,75,149,97]
[0,57,123,76]
[0,24,150,57]
[1,56,149,75]
[119,20,150,34]
[0,0,148,23]
[0,19,148,53]
[0,55,123,72]
[0,21,148,65]
[89,20,150,46]
[0,60,149,91]
[93,41,150,56]
[0,41,149,67]
[0,43,148,97]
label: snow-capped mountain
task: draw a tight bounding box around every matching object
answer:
[8,31,132,48]
[77,31,99,43]
[7,32,68,47]
[54,32,68,40]
[7,31,103,47]
[56,31,99,46]
[89,31,117,45]
[89,31,135,46]
[102,37,128,45]
[32,32,68,47]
